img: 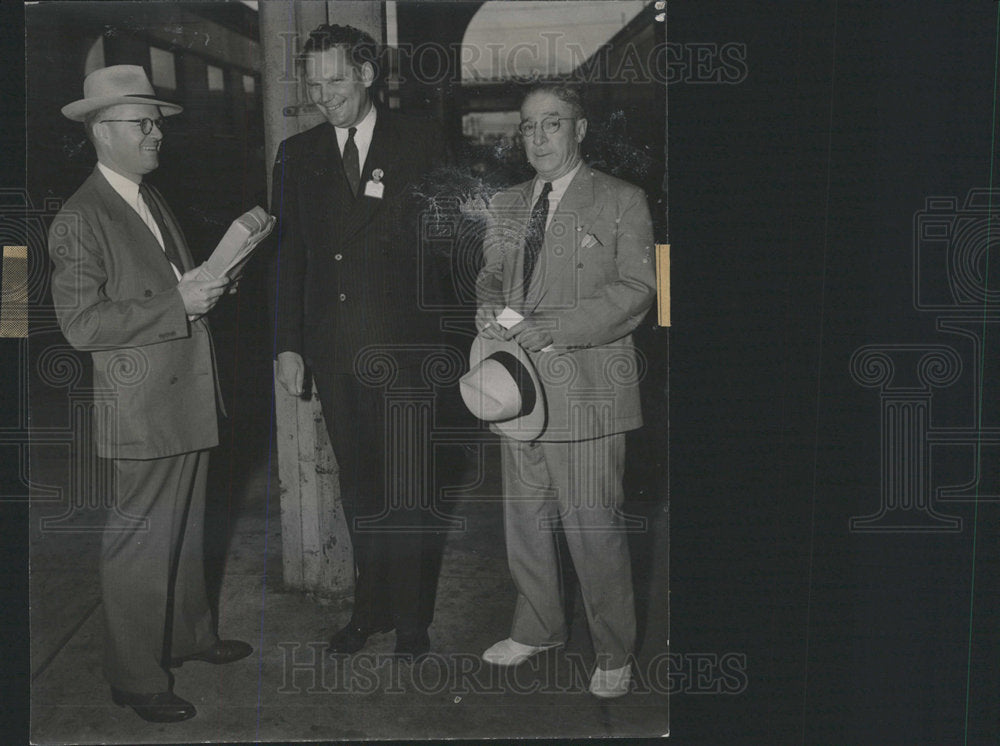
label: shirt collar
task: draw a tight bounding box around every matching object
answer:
[532,161,583,204]
[97,161,141,205]
[334,104,377,146]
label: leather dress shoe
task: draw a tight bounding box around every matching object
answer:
[328,621,394,655]
[170,639,253,667]
[393,629,430,662]
[110,687,196,723]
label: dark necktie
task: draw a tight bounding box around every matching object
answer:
[343,126,360,197]
[522,181,553,293]
[138,182,184,273]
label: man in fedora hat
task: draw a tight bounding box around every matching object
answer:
[48,65,252,723]
[474,82,656,698]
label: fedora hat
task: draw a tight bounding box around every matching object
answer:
[62,65,183,121]
[460,335,546,441]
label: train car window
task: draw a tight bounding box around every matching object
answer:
[150,46,177,91]
[207,64,225,92]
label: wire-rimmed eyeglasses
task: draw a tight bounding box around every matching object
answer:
[99,117,166,135]
[518,116,575,138]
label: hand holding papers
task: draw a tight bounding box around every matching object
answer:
[496,306,555,353]
[196,206,275,283]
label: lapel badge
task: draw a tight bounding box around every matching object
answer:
[364,168,386,199]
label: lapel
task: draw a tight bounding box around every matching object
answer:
[337,108,394,243]
[143,182,195,272]
[526,167,606,311]
[499,181,534,311]
[89,167,185,284]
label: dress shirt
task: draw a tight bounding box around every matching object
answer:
[530,161,583,229]
[334,104,377,179]
[97,162,181,281]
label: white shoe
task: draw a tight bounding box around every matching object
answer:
[481,638,561,666]
[589,663,632,698]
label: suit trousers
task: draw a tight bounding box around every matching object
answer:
[101,450,216,693]
[313,367,437,635]
[500,434,636,670]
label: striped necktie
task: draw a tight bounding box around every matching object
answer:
[522,181,553,293]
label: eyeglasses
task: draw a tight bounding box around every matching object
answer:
[99,117,165,135]
[518,117,575,138]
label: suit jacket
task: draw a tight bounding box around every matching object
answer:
[48,167,221,460]
[270,108,447,377]
[478,166,657,441]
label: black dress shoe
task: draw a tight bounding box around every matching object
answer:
[110,687,196,723]
[328,621,394,655]
[393,629,431,662]
[170,639,253,667]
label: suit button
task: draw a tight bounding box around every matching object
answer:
[170,375,178,384]
[339,293,346,301]
[577,263,584,268]
[144,290,152,297]
[335,254,343,261]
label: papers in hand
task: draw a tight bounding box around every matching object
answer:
[196,206,275,281]
[496,306,554,352]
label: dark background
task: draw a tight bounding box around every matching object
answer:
[4,1,1000,744]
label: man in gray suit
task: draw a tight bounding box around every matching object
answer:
[48,65,252,723]
[476,83,657,698]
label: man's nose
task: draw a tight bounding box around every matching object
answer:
[532,127,547,145]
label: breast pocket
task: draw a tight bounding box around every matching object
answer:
[576,220,619,285]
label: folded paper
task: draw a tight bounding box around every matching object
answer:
[197,206,275,281]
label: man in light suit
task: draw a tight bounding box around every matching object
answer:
[270,24,447,660]
[476,83,657,698]
[48,65,252,723]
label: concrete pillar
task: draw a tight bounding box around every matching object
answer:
[259,1,384,597]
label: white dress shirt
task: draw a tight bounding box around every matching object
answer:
[97,162,182,281]
[530,161,583,228]
[334,104,377,178]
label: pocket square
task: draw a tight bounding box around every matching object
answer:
[581,232,603,249]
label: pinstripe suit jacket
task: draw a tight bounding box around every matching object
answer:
[269,109,447,377]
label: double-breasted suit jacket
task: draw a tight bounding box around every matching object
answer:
[48,165,224,694]
[269,108,448,634]
[478,166,657,441]
[48,167,220,459]
[270,109,447,376]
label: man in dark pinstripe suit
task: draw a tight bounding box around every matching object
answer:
[270,24,447,661]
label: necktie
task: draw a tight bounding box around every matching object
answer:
[522,181,553,293]
[343,126,360,197]
[138,182,184,273]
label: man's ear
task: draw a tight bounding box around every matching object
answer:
[359,61,376,88]
[575,117,588,143]
[94,120,111,143]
